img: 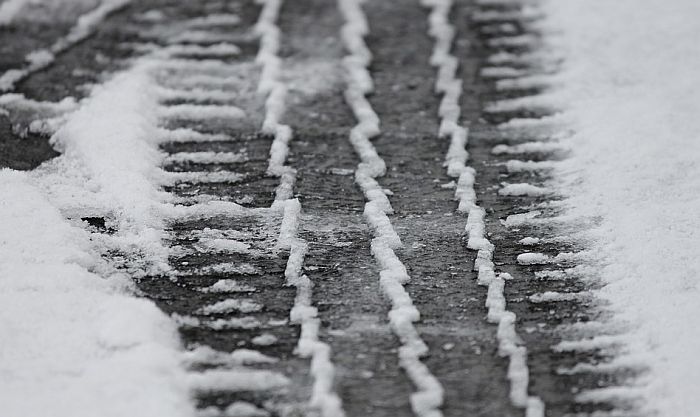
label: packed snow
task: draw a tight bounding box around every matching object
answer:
[538,0,700,414]
[0,170,193,417]
[341,0,446,415]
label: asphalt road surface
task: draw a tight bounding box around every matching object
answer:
[0,1,635,416]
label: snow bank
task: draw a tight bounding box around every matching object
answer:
[0,170,193,417]
[540,0,700,415]
[0,0,30,25]
[35,60,170,274]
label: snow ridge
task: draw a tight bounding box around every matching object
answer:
[255,1,345,416]
[338,1,444,416]
[254,0,295,204]
[420,0,474,213]
[0,0,29,26]
[421,1,544,415]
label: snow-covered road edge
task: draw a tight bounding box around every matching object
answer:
[0,53,194,416]
[0,170,194,417]
[533,0,700,415]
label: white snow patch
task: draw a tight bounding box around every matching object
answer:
[492,141,565,155]
[197,299,263,315]
[188,369,289,393]
[200,279,256,293]
[252,333,278,346]
[519,237,541,246]
[503,210,541,227]
[183,346,277,367]
[480,66,529,79]
[198,402,270,417]
[505,160,557,173]
[194,238,252,253]
[186,262,261,276]
[341,1,447,415]
[159,104,246,121]
[174,315,263,331]
[528,291,584,303]
[0,170,193,417]
[185,14,241,28]
[499,183,550,197]
[0,0,130,91]
[164,151,247,165]
[540,1,700,411]
[33,59,171,274]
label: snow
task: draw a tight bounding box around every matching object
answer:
[528,291,583,304]
[0,0,130,91]
[502,210,541,227]
[499,183,550,197]
[480,66,529,79]
[159,104,246,120]
[199,402,270,417]
[185,13,242,28]
[197,299,263,315]
[504,160,556,173]
[200,279,256,293]
[175,315,263,331]
[156,86,237,104]
[0,0,30,25]
[159,171,244,185]
[254,0,297,204]
[419,1,542,412]
[519,237,540,246]
[496,75,551,92]
[340,1,446,415]
[536,0,700,414]
[185,262,261,276]
[163,43,241,57]
[157,127,231,143]
[34,60,171,274]
[487,35,538,48]
[0,170,193,417]
[557,356,648,376]
[276,197,344,417]
[183,346,277,366]
[164,151,247,164]
[252,333,278,346]
[253,2,345,415]
[422,0,476,215]
[492,141,565,155]
[194,238,251,253]
[552,335,626,353]
[170,30,238,45]
[187,369,289,393]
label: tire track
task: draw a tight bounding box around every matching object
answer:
[255,0,345,415]
[356,0,532,416]
[421,1,544,416]
[119,2,313,415]
[458,1,640,416]
[279,0,416,415]
[339,1,446,416]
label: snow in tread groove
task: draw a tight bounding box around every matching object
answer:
[340,0,452,415]
[421,0,544,415]
[255,1,345,416]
